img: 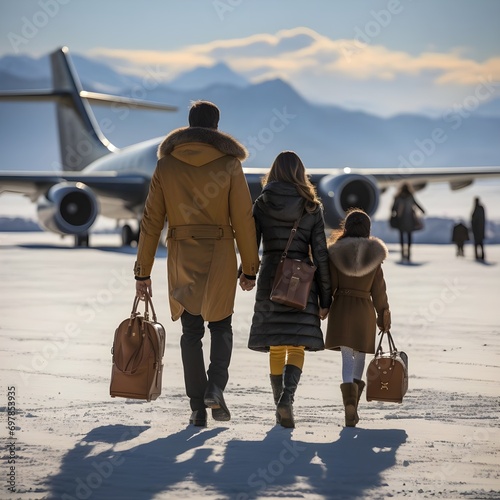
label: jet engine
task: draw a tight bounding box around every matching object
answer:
[37,182,99,235]
[317,174,380,228]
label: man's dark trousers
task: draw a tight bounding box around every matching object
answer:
[180,311,233,411]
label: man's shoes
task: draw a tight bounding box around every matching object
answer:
[204,382,231,421]
[189,408,207,427]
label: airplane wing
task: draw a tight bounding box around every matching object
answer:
[355,166,500,190]
[3,165,500,236]
[244,165,500,195]
[323,166,500,227]
[244,165,500,228]
[245,165,500,190]
[0,171,151,240]
[0,171,150,202]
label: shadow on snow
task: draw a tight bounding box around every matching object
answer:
[44,423,407,500]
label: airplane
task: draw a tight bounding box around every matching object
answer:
[1,46,500,247]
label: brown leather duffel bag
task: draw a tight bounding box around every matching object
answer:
[110,293,166,401]
[366,331,408,403]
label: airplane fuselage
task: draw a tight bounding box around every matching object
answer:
[82,137,161,220]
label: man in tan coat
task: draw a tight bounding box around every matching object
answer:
[134,101,259,426]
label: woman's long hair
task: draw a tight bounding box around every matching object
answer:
[328,208,371,244]
[261,151,322,213]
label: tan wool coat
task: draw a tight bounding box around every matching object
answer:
[325,236,390,353]
[134,126,260,322]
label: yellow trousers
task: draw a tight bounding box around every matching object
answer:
[269,345,305,375]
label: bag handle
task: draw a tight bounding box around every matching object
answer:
[143,292,158,323]
[281,217,302,260]
[375,330,399,356]
[130,292,158,323]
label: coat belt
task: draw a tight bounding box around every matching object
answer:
[335,288,371,299]
[167,225,234,240]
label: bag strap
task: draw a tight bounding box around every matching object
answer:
[121,329,148,375]
[281,217,302,260]
[129,292,158,323]
[143,292,158,323]
[375,330,399,356]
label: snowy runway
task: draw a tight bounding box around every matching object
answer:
[0,232,499,499]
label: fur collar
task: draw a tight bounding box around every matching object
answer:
[157,126,248,160]
[328,236,388,277]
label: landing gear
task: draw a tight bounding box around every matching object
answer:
[74,232,89,247]
[121,224,140,247]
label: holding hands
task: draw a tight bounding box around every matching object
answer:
[239,274,256,291]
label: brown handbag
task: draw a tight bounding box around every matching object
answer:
[110,293,166,402]
[270,217,317,310]
[366,331,408,403]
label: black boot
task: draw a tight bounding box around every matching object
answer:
[189,408,207,427]
[204,381,231,422]
[277,364,302,428]
[270,374,283,425]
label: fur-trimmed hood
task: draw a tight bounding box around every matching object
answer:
[328,236,388,277]
[157,126,248,161]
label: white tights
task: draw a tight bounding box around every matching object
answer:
[341,346,366,383]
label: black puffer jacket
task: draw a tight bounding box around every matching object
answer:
[248,182,332,352]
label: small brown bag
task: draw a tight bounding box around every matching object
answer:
[270,217,317,310]
[110,293,166,402]
[366,331,408,403]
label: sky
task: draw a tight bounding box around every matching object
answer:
[1,0,500,115]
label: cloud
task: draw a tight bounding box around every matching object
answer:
[87,27,500,116]
[86,48,213,76]
[89,27,500,85]
[335,43,500,85]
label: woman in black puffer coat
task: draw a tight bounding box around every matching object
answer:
[240,151,332,428]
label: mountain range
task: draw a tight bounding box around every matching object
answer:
[0,52,499,171]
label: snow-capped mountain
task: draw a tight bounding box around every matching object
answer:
[167,62,248,91]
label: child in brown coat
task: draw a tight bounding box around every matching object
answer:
[326,209,391,427]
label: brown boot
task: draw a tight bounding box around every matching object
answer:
[340,382,358,427]
[353,378,365,425]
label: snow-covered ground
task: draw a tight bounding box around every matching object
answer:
[0,232,499,500]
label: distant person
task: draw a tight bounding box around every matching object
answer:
[391,183,425,262]
[241,151,332,429]
[325,209,391,427]
[471,197,486,261]
[451,220,470,257]
[134,100,260,427]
